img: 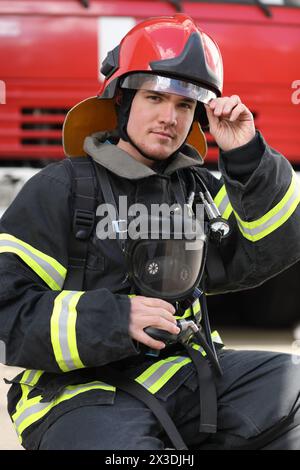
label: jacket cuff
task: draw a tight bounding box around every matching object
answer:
[219,130,265,184]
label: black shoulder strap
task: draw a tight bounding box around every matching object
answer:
[63,156,98,291]
[95,164,127,253]
[205,241,227,288]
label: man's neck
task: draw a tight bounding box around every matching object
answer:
[117,138,156,169]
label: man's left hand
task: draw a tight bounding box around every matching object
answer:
[204,95,256,152]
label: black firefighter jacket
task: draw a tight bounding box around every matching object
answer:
[1,130,300,449]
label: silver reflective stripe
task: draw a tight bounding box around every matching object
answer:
[61,380,114,396]
[59,292,78,370]
[211,330,223,346]
[51,291,85,372]
[16,370,44,410]
[218,193,230,217]
[0,239,65,289]
[13,380,115,439]
[191,343,205,356]
[192,298,202,324]
[24,370,41,386]
[213,186,233,220]
[136,356,190,392]
[0,339,6,364]
[14,401,49,430]
[236,177,300,238]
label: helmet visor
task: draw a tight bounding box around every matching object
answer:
[120,73,216,104]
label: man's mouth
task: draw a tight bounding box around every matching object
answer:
[151,131,175,139]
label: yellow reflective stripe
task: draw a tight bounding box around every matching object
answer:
[235,172,300,242]
[67,292,85,369]
[211,330,223,345]
[20,369,43,387]
[223,203,233,221]
[191,329,223,355]
[191,342,206,357]
[192,298,202,324]
[13,394,45,442]
[51,291,85,372]
[214,185,226,208]
[64,382,115,393]
[16,370,44,411]
[192,298,201,315]
[175,307,192,320]
[135,355,191,394]
[235,172,295,228]
[213,186,233,220]
[14,380,115,422]
[129,294,194,320]
[51,291,68,370]
[128,295,199,320]
[13,380,115,440]
[175,298,202,320]
[0,233,66,290]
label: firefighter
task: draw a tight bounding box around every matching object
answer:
[0,14,300,450]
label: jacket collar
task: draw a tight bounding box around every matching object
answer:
[83,131,204,180]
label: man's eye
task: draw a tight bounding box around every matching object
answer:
[147,95,161,102]
[180,102,193,109]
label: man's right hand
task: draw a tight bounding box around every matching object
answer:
[129,296,180,350]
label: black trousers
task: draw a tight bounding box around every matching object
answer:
[39,349,300,450]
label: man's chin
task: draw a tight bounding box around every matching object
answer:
[142,145,176,160]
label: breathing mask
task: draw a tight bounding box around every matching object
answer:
[126,210,206,302]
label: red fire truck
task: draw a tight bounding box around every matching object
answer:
[0,0,299,166]
[1,0,300,328]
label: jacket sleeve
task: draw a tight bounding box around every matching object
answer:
[0,162,138,373]
[202,131,300,294]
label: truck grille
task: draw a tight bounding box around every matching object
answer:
[20,107,68,146]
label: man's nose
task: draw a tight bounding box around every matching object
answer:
[158,103,177,125]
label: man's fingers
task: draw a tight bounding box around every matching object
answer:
[131,305,177,325]
[138,296,176,314]
[207,95,241,117]
[204,103,218,126]
[135,331,166,350]
[148,317,181,334]
[129,296,180,349]
[131,308,179,329]
[229,103,252,121]
[205,95,255,150]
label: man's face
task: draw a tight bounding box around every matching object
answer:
[125,89,197,164]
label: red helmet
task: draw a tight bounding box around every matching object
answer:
[63,14,223,158]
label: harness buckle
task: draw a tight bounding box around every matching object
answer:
[74,209,95,240]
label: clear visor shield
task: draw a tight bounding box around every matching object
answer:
[130,237,205,301]
[120,73,217,104]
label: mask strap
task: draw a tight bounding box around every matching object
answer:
[171,170,187,207]
[96,165,127,252]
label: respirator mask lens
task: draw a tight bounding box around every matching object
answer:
[130,237,205,301]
